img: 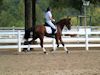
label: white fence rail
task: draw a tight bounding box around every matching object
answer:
[0,28,100,52]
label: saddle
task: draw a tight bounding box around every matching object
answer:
[44,22,56,35]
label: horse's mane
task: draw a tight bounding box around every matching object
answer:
[56,18,67,25]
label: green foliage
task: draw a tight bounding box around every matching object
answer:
[53,8,79,22]
[51,0,83,12]
[0,0,24,27]
[36,0,51,24]
[36,4,44,24]
[0,0,99,27]
[0,0,3,12]
[88,0,100,5]
[91,7,100,26]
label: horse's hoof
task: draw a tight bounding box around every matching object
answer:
[44,51,48,55]
[44,51,46,54]
[66,51,69,54]
[30,48,33,51]
[22,48,27,51]
[22,48,28,52]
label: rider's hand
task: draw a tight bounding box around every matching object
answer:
[52,19,55,22]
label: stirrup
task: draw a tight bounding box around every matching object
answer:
[52,29,56,35]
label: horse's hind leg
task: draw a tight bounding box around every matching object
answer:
[39,36,47,54]
[59,37,69,53]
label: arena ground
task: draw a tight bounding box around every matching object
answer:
[0,48,100,75]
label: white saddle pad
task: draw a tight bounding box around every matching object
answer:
[45,26,52,34]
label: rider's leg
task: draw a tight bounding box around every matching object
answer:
[51,27,56,35]
[46,21,56,34]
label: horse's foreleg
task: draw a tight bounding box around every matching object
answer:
[56,38,59,48]
[39,37,47,54]
[51,36,59,52]
[55,35,59,48]
[59,37,69,53]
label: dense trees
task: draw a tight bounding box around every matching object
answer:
[51,0,100,14]
[0,0,100,27]
[0,0,24,27]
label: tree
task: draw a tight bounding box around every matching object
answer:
[24,0,36,32]
[86,0,100,5]
[32,0,36,29]
[0,0,3,13]
[32,0,36,38]
[51,0,100,14]
[24,0,32,30]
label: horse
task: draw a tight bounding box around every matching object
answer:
[24,17,71,54]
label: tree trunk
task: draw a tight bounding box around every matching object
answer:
[32,0,36,29]
[24,0,32,30]
[32,0,36,38]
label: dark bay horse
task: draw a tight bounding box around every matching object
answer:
[24,18,71,54]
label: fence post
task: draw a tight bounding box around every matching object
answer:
[53,38,56,51]
[86,30,89,51]
[18,30,21,52]
[28,44,30,51]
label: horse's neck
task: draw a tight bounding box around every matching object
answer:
[57,23,64,31]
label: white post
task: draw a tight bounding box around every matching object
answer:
[53,38,56,51]
[18,30,21,52]
[86,30,89,50]
[28,44,30,51]
[84,6,88,51]
[83,0,90,51]
[12,26,15,37]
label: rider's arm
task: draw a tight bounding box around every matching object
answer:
[48,11,55,22]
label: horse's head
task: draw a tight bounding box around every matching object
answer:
[63,18,71,30]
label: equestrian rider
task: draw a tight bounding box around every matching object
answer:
[45,7,57,34]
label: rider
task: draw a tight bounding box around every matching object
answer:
[45,7,57,35]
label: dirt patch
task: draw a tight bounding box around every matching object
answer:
[0,49,100,75]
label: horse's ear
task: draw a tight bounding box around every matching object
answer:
[67,16,70,18]
[68,18,71,21]
[66,16,71,20]
[67,17,71,21]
